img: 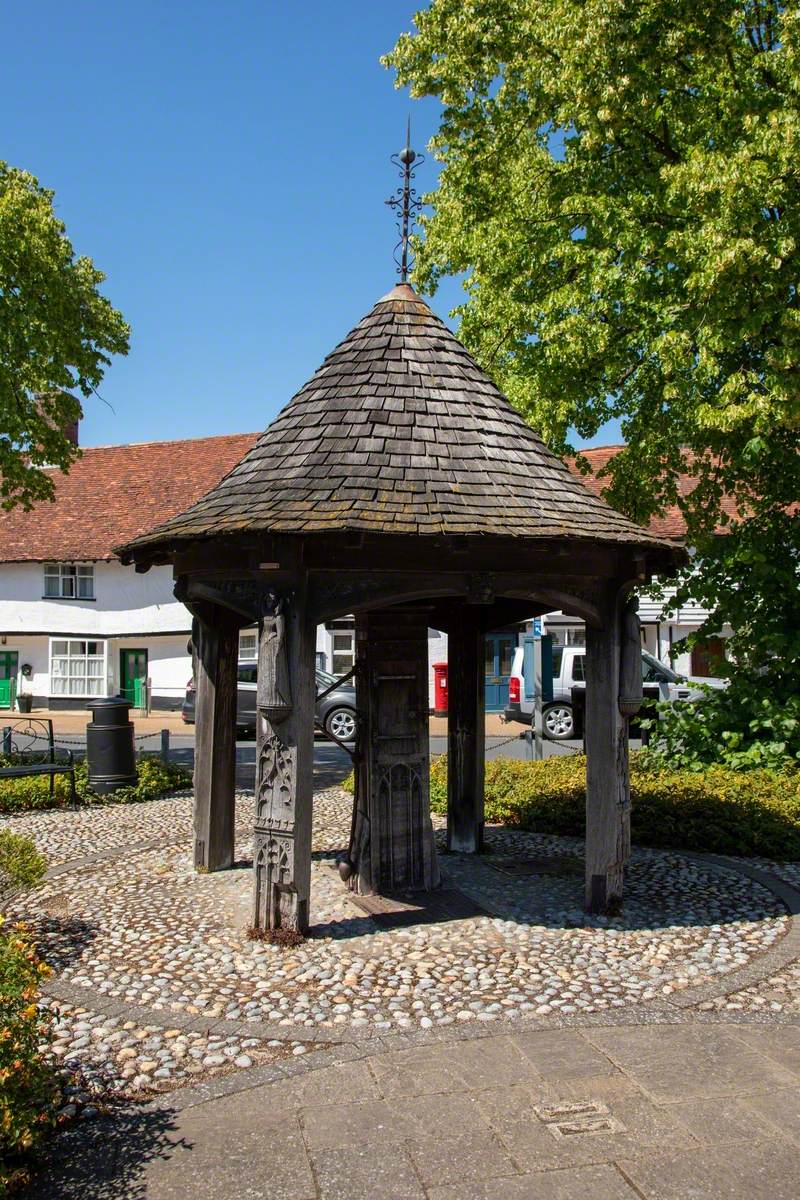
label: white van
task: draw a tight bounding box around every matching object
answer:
[505,644,724,739]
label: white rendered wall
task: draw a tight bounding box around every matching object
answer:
[0,561,189,637]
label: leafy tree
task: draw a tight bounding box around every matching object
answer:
[387,1,800,765]
[0,163,129,509]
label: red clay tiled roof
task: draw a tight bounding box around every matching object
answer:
[569,446,739,538]
[0,433,259,562]
[1,431,708,565]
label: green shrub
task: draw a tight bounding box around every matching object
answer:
[641,686,800,774]
[0,920,58,1193]
[0,834,54,1191]
[0,832,46,904]
[0,756,192,815]
[346,755,800,859]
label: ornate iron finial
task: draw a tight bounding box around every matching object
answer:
[385,117,425,283]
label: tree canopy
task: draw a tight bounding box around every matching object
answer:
[387,1,800,767]
[0,163,129,509]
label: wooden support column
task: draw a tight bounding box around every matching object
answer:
[252,587,316,934]
[447,608,485,853]
[584,589,630,913]
[343,607,439,895]
[193,609,239,872]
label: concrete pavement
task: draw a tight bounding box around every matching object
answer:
[26,1019,800,1199]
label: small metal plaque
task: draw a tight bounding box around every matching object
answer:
[534,1101,626,1140]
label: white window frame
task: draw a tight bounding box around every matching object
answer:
[331,629,355,677]
[44,562,95,600]
[49,638,107,698]
[239,630,257,661]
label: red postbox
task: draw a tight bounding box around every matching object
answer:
[432,662,448,716]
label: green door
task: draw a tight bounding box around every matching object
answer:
[120,649,148,706]
[0,652,18,709]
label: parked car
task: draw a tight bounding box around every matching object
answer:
[181,664,357,741]
[504,645,726,739]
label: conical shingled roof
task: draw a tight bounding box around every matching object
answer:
[120,284,667,555]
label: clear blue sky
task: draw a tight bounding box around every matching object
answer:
[6,1,618,450]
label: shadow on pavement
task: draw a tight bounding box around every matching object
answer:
[23,1104,187,1200]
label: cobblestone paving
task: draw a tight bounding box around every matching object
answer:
[5,788,799,1098]
[44,998,317,1096]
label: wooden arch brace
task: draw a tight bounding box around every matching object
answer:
[252,589,316,935]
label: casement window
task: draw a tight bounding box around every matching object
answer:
[239,630,258,661]
[50,639,106,697]
[44,563,94,599]
[331,630,355,676]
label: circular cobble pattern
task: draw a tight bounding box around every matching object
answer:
[44,999,316,1096]
[7,787,800,1095]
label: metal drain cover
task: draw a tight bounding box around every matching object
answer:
[534,1101,626,1140]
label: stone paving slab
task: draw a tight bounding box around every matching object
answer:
[617,1140,800,1200]
[427,1164,638,1199]
[583,1023,800,1101]
[24,1020,800,1199]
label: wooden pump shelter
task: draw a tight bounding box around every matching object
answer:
[119,283,680,933]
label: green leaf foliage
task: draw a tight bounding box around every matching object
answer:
[0,756,192,815]
[0,831,46,905]
[0,836,54,1193]
[0,162,129,510]
[386,2,800,762]
[0,920,58,1194]
[642,687,800,771]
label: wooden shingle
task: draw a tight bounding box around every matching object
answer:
[119,284,671,557]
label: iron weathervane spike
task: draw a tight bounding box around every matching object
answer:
[385,117,424,283]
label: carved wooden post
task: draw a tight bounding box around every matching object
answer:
[584,589,630,913]
[193,609,239,872]
[447,609,485,853]
[252,588,316,934]
[343,607,439,894]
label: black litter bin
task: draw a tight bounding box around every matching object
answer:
[17,693,32,714]
[86,696,137,793]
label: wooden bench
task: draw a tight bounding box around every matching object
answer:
[0,718,77,804]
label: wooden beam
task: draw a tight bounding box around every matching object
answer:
[252,588,316,934]
[447,608,485,853]
[584,589,630,912]
[193,609,239,872]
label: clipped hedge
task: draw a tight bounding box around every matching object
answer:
[0,756,192,815]
[346,754,800,859]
